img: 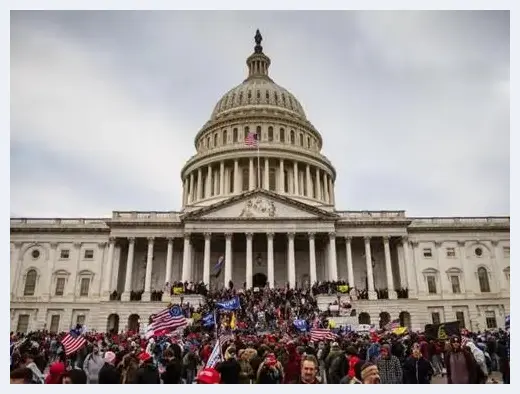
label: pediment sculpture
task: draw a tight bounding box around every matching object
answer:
[239,197,277,218]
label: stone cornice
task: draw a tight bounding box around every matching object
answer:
[408,217,510,232]
[181,144,336,180]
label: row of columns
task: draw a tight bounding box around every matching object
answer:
[106,233,404,301]
[182,158,335,205]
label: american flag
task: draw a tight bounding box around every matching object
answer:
[206,333,234,368]
[385,319,400,331]
[310,328,337,342]
[62,328,87,356]
[146,305,187,338]
[244,131,259,147]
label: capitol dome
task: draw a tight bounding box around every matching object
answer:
[181,30,336,211]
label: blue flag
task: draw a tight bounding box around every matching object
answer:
[216,296,241,311]
[202,312,216,327]
[212,256,225,277]
[293,319,308,332]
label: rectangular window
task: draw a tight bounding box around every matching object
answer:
[80,278,90,297]
[455,311,465,329]
[485,311,497,329]
[431,312,441,325]
[427,276,437,294]
[451,276,461,294]
[60,249,70,259]
[76,315,86,326]
[242,168,249,192]
[233,128,238,143]
[503,246,510,258]
[84,249,94,259]
[423,248,433,258]
[17,314,30,333]
[280,129,285,143]
[55,278,65,296]
[446,247,456,257]
[50,315,60,333]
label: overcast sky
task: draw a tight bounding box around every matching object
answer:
[10,10,509,218]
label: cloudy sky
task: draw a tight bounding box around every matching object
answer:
[10,10,509,218]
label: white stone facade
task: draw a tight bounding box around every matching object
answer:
[10,34,510,334]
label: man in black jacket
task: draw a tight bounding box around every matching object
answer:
[98,351,121,384]
[133,352,161,384]
[402,343,433,384]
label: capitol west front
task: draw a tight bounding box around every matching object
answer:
[10,34,510,334]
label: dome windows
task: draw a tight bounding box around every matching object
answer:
[290,130,295,144]
[222,130,228,145]
[233,128,238,143]
[280,128,285,143]
[268,127,274,142]
[239,91,243,104]
[256,126,262,141]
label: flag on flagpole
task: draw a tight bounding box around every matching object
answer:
[62,328,87,356]
[245,131,259,147]
[212,256,225,277]
[310,328,337,342]
[385,319,400,331]
[146,305,187,338]
[206,333,234,368]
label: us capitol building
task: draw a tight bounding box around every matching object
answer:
[10,32,510,334]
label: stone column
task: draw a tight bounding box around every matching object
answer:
[182,234,191,282]
[234,159,240,194]
[264,158,270,190]
[267,233,274,288]
[328,232,338,281]
[103,238,116,297]
[196,168,203,200]
[293,161,299,195]
[279,159,285,193]
[364,236,377,299]
[219,161,225,195]
[306,164,312,198]
[122,237,135,301]
[345,236,355,288]
[287,233,296,288]
[308,233,317,285]
[403,238,417,297]
[383,236,397,299]
[142,237,155,301]
[246,233,253,288]
[249,158,255,190]
[182,179,188,206]
[165,238,173,285]
[224,233,233,288]
[315,168,322,200]
[203,233,211,285]
[329,176,335,205]
[189,173,195,203]
[206,165,213,198]
[323,173,330,203]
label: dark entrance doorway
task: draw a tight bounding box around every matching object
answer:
[253,273,267,288]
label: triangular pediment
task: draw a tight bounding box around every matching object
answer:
[183,189,338,221]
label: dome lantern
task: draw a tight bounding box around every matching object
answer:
[245,29,271,81]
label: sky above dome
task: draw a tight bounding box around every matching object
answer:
[10,10,509,218]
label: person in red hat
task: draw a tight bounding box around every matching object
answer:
[196,368,221,384]
[132,352,160,384]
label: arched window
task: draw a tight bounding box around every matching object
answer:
[213,133,218,147]
[280,128,285,143]
[256,126,262,141]
[233,128,238,143]
[222,130,227,145]
[24,269,37,296]
[299,133,304,146]
[478,267,490,293]
[268,127,274,142]
[290,130,295,144]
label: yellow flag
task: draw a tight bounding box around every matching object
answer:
[337,285,349,294]
[230,313,236,330]
[328,319,336,329]
[173,286,184,295]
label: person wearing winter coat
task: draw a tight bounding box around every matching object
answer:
[402,343,434,384]
[83,345,105,384]
[465,340,488,383]
[132,352,160,384]
[98,351,121,384]
[444,336,478,384]
[377,344,403,384]
[257,353,284,384]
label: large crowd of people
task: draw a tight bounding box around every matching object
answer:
[10,282,510,384]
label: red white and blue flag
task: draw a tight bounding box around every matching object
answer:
[245,131,259,148]
[212,256,225,278]
[310,328,337,342]
[62,328,87,356]
[146,305,187,338]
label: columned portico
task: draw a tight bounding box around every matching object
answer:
[246,233,253,288]
[224,233,233,288]
[364,236,377,300]
[122,237,135,301]
[287,232,296,288]
[142,237,155,301]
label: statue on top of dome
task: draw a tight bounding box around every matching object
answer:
[254,29,263,53]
